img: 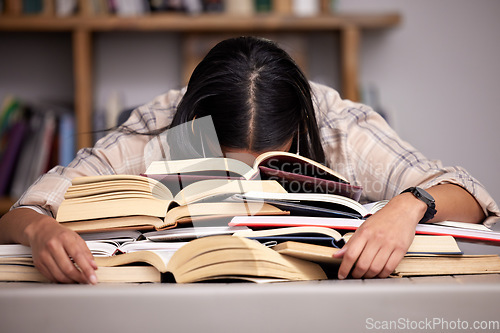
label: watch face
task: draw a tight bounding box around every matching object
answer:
[415,187,435,204]
[402,187,436,223]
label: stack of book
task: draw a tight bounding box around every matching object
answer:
[2,151,500,283]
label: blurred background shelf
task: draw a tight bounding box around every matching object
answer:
[0,1,401,214]
[0,11,400,150]
[0,12,401,31]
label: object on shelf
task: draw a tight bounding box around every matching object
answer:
[225,0,253,16]
[292,0,320,17]
[55,0,77,16]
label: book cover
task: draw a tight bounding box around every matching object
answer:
[58,112,75,167]
[0,121,27,195]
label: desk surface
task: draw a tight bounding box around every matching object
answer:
[1,274,500,333]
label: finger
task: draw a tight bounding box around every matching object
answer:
[350,241,383,279]
[332,247,346,258]
[46,237,88,284]
[37,252,75,284]
[378,249,407,278]
[33,259,57,283]
[51,246,91,284]
[337,239,367,280]
[49,232,97,284]
[32,245,73,283]
[362,246,393,279]
[67,244,98,285]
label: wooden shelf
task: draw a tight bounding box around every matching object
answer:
[0,12,401,150]
[0,12,401,212]
[0,13,401,31]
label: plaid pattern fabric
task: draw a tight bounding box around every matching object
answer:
[13,83,499,227]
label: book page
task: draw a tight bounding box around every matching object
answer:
[237,191,367,216]
[66,175,174,200]
[146,157,254,179]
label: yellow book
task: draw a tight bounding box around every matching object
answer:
[95,236,328,283]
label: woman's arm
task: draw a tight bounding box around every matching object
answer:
[311,83,497,279]
[0,208,98,284]
[427,184,485,222]
[334,184,485,279]
[0,90,183,283]
[0,132,147,284]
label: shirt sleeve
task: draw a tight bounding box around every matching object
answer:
[312,82,500,228]
[11,89,183,218]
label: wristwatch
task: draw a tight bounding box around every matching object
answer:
[401,187,437,223]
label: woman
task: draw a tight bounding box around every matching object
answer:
[0,36,497,284]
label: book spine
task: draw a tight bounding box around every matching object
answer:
[0,121,28,195]
[58,113,75,167]
[254,0,271,13]
[9,113,42,198]
[29,113,56,180]
[225,0,253,16]
[22,0,43,14]
[292,0,320,16]
[4,0,23,15]
[273,0,292,15]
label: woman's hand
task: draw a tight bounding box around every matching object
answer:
[0,208,98,284]
[26,216,98,284]
[334,192,426,279]
[333,184,486,279]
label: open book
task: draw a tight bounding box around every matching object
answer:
[56,175,288,232]
[91,236,328,283]
[233,191,388,219]
[144,151,363,201]
[233,226,344,247]
[272,241,500,277]
[230,216,500,243]
[106,236,326,283]
[232,227,462,255]
[142,226,251,242]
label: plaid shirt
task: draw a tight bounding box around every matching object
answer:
[13,82,500,227]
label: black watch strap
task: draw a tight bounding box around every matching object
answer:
[401,187,437,223]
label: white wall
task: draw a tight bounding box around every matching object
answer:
[93,32,181,113]
[1,0,499,206]
[0,32,74,103]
